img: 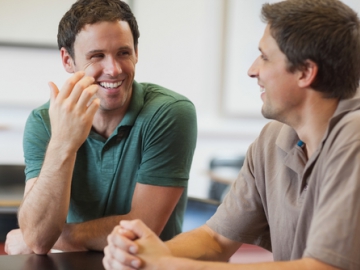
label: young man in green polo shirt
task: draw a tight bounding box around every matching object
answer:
[5,0,197,255]
[103,0,360,269]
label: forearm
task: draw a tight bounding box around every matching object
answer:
[166,226,240,262]
[18,141,76,254]
[166,230,337,270]
[54,215,124,251]
[161,257,336,270]
[55,184,184,252]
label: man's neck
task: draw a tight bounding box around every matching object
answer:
[292,94,339,159]
[92,108,127,139]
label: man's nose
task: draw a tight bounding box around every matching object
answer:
[104,57,122,77]
[248,56,260,78]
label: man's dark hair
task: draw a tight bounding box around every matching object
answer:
[58,0,140,60]
[262,0,360,99]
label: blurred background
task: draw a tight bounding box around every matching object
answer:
[1,0,359,200]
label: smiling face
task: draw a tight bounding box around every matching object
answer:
[62,20,138,113]
[248,25,303,123]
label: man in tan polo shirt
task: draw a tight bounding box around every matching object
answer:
[102,0,360,269]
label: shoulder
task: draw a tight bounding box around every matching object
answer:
[138,83,196,116]
[329,96,360,140]
[259,121,284,137]
[140,82,193,104]
[337,110,360,127]
[247,121,296,164]
[29,101,50,118]
[256,121,289,147]
[26,101,51,129]
[328,109,360,146]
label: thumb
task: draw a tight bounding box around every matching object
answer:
[120,220,153,239]
[48,81,59,104]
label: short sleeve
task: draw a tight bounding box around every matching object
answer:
[136,100,197,187]
[23,105,51,181]
[206,140,271,250]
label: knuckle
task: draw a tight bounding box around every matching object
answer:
[79,115,90,125]
[112,225,121,233]
[82,88,93,99]
[107,234,112,244]
[133,219,141,225]
[65,77,77,89]
[62,102,73,113]
[76,77,93,91]
[113,249,128,264]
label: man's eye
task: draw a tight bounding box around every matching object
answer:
[260,55,267,61]
[92,54,104,59]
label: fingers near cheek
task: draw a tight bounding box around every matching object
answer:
[87,98,100,115]
[75,84,97,108]
[60,71,85,98]
[68,75,95,103]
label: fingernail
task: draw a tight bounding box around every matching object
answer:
[118,228,125,234]
[131,260,140,268]
[129,246,137,254]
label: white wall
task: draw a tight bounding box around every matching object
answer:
[0,0,130,46]
[134,0,224,120]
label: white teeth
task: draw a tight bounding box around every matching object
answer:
[260,87,265,93]
[99,81,123,89]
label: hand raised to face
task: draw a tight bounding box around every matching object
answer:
[48,71,100,153]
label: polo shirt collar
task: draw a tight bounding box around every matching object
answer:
[109,81,144,139]
[276,124,306,175]
[275,95,360,175]
[118,80,144,127]
[90,81,144,142]
[276,124,299,153]
[326,96,360,135]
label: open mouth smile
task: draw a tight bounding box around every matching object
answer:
[99,81,123,89]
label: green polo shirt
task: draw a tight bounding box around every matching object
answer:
[23,81,197,240]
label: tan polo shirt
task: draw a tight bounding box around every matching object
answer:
[207,97,360,270]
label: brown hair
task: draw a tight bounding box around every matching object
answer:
[262,0,360,99]
[58,0,140,60]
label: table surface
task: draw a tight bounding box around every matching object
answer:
[0,251,105,270]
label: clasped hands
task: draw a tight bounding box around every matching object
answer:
[103,220,173,270]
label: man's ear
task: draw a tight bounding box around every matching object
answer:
[60,47,75,73]
[298,60,318,88]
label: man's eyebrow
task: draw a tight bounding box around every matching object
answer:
[85,50,104,57]
[85,46,133,56]
[118,45,132,50]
